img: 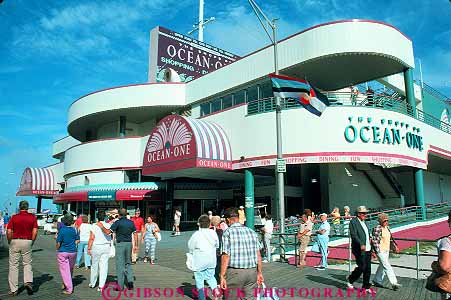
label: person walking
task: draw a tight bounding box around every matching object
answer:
[188,214,220,300]
[75,215,92,269]
[131,210,144,263]
[0,211,5,248]
[99,208,136,290]
[173,208,181,236]
[371,213,401,290]
[347,206,372,291]
[220,207,264,299]
[7,201,38,296]
[238,206,246,225]
[297,213,313,267]
[331,207,341,236]
[56,214,80,295]
[88,210,112,292]
[315,213,330,270]
[343,206,351,236]
[261,214,273,263]
[141,215,160,264]
[432,209,451,299]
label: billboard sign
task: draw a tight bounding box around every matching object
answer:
[148,26,240,83]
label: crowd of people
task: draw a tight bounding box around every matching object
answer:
[5,201,451,299]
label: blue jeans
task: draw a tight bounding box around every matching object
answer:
[194,268,217,300]
[76,241,91,267]
[317,235,329,268]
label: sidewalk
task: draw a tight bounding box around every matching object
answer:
[0,230,442,300]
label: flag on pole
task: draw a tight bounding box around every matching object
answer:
[270,74,330,116]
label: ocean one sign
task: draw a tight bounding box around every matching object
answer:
[148,26,240,83]
[142,115,233,175]
[344,116,424,151]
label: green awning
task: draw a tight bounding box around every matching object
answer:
[66,182,159,193]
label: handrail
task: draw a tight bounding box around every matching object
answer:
[246,92,451,135]
[271,232,441,280]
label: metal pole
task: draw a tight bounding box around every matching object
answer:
[416,240,420,280]
[272,20,286,260]
[198,0,204,42]
[348,235,352,273]
[418,58,424,89]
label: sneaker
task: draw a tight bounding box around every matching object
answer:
[127,282,134,290]
[143,258,148,263]
[88,284,95,289]
[392,283,402,291]
[24,284,34,295]
[262,259,268,263]
[372,281,384,288]
[316,267,326,270]
[346,277,354,289]
[97,287,102,292]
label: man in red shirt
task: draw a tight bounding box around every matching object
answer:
[131,210,144,263]
[7,200,38,296]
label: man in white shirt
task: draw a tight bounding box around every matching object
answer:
[188,215,219,300]
[348,206,372,291]
[261,214,273,263]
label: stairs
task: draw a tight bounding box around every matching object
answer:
[352,164,401,199]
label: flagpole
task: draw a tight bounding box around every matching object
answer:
[248,0,286,260]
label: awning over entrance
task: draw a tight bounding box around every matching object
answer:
[16,167,59,196]
[54,182,159,203]
[142,114,233,175]
[116,190,160,201]
[54,191,88,203]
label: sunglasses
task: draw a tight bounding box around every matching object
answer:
[382,220,389,222]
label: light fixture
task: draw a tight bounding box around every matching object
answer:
[311,178,317,183]
[345,167,353,177]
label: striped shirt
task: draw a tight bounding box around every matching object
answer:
[221,222,262,269]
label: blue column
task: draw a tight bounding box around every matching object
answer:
[403,68,416,116]
[245,169,254,229]
[415,169,426,220]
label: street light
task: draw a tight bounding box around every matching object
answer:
[248,0,286,259]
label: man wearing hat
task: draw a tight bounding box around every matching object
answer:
[220,207,264,299]
[347,206,372,291]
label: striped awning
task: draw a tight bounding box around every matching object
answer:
[65,182,159,193]
[142,114,233,175]
[16,167,58,196]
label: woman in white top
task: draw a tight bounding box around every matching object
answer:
[75,215,92,269]
[188,215,219,300]
[88,210,112,292]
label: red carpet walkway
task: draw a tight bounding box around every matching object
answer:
[288,219,450,266]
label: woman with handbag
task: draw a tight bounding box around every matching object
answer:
[371,213,401,290]
[88,210,112,292]
[141,215,160,264]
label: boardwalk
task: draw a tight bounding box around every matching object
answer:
[0,230,443,300]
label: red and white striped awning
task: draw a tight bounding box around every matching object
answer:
[16,167,58,197]
[142,114,233,175]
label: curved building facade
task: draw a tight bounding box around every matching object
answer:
[18,20,451,229]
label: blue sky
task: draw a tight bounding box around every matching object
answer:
[0,0,450,212]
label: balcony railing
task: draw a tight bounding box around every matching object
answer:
[246,91,451,135]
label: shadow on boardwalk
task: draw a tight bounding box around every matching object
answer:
[0,231,443,299]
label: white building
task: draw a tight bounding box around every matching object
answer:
[17,20,451,229]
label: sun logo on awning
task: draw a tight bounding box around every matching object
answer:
[147,117,192,152]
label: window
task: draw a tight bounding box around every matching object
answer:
[222,94,233,109]
[234,89,246,105]
[247,85,258,102]
[211,98,222,113]
[259,80,273,99]
[200,102,211,116]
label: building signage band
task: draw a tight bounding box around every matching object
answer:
[148,26,240,83]
[344,116,424,152]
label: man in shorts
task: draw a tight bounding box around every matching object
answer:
[297,213,313,267]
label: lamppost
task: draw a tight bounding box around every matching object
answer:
[248,0,286,258]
